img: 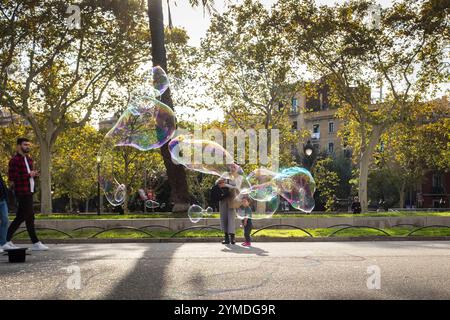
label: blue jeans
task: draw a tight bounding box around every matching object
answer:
[0,200,8,246]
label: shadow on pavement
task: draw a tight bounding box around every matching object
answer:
[104,243,183,299]
[221,244,269,256]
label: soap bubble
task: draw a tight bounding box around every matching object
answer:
[114,184,126,203]
[188,205,213,223]
[169,134,243,179]
[145,200,160,209]
[245,168,279,201]
[274,167,315,213]
[151,66,170,96]
[98,141,126,206]
[106,97,176,151]
[97,66,175,206]
[137,65,170,98]
[235,192,280,220]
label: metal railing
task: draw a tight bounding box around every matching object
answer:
[12,223,450,240]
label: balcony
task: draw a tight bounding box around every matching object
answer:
[311,132,320,140]
[431,186,445,194]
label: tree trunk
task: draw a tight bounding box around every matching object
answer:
[148,0,190,212]
[399,180,406,208]
[358,153,369,212]
[69,196,73,213]
[124,162,129,214]
[99,193,103,214]
[358,125,382,212]
[39,141,53,214]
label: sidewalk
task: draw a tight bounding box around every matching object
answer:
[1,241,450,299]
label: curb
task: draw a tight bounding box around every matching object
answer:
[12,236,450,244]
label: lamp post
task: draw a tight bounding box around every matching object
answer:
[144,169,148,213]
[303,140,314,170]
[96,156,101,216]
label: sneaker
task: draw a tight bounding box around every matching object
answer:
[2,241,19,250]
[241,242,251,247]
[31,241,49,251]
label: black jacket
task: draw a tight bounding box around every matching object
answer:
[0,173,8,202]
[210,184,230,203]
[351,201,361,213]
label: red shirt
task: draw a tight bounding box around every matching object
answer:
[8,153,34,195]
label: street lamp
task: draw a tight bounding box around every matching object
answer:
[96,156,101,215]
[144,169,148,213]
[303,140,314,171]
[304,140,314,157]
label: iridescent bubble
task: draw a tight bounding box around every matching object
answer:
[169,134,243,179]
[151,66,170,96]
[273,167,315,213]
[107,98,176,151]
[98,140,126,207]
[188,205,213,223]
[114,184,126,203]
[98,66,176,206]
[235,191,280,220]
[245,168,279,201]
[145,200,160,209]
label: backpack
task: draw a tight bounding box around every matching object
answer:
[210,184,230,203]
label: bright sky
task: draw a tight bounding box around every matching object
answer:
[165,0,393,47]
[164,0,395,122]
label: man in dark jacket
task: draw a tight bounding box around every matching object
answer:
[0,173,9,251]
[351,196,362,214]
[4,138,48,251]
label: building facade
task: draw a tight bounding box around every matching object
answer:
[289,89,348,157]
[416,171,450,209]
[289,87,449,209]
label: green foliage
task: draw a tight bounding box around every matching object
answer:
[199,0,302,168]
[367,168,401,209]
[52,125,103,201]
[275,0,448,210]
[311,157,340,211]
[0,122,33,175]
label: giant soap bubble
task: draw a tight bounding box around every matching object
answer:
[98,66,175,206]
[273,167,315,213]
[235,191,280,220]
[168,134,244,179]
[98,139,127,207]
[245,168,279,201]
[106,97,176,151]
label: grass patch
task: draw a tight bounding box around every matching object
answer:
[31,211,450,220]
[12,226,450,240]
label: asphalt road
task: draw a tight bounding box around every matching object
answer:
[1,241,449,299]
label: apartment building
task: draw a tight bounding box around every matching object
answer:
[289,86,348,157]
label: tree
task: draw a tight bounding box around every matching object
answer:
[52,124,103,212]
[277,0,448,211]
[0,0,150,213]
[311,157,340,211]
[0,122,31,174]
[147,0,218,212]
[376,97,450,207]
[199,0,303,170]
